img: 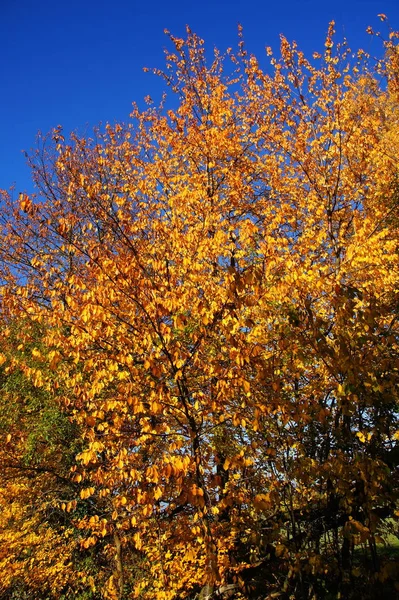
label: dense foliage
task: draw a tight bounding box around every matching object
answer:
[0,17,398,599]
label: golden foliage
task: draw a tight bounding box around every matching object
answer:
[1,20,399,600]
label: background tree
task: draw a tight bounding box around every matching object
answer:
[0,317,100,599]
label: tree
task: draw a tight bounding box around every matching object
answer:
[0,17,398,599]
[0,318,99,599]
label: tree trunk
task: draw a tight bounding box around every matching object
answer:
[113,531,124,599]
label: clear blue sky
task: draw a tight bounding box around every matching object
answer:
[1,0,398,194]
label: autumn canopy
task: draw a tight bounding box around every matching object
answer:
[0,18,398,600]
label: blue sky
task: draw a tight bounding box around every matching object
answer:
[1,0,398,194]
